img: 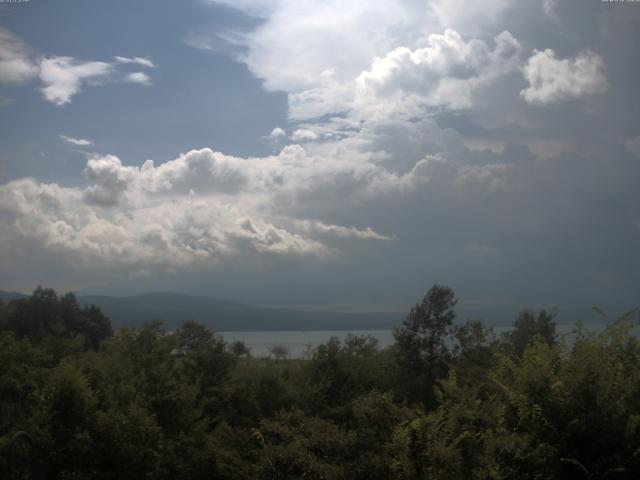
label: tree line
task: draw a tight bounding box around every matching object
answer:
[0,285,639,479]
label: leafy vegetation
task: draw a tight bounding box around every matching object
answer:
[1,286,639,479]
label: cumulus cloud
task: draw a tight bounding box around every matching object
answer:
[211,0,512,90]
[0,110,582,275]
[247,24,521,121]
[224,1,416,93]
[137,148,250,195]
[354,29,522,117]
[269,127,286,139]
[60,135,93,146]
[2,110,639,304]
[114,56,155,68]
[83,155,138,207]
[291,128,319,142]
[124,72,151,85]
[0,125,490,278]
[38,57,113,106]
[286,28,522,121]
[0,144,404,275]
[3,0,639,308]
[203,1,526,122]
[520,49,608,105]
[206,1,426,122]
[0,27,38,84]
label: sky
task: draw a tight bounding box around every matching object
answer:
[0,0,639,321]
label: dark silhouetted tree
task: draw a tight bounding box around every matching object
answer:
[504,309,556,357]
[394,284,457,408]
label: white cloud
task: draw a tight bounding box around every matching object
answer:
[0,140,426,276]
[38,56,155,105]
[124,72,151,85]
[114,56,155,68]
[0,180,325,276]
[353,29,522,118]
[211,0,512,89]
[2,109,639,300]
[136,148,250,196]
[207,1,431,122]
[520,49,608,105]
[0,107,546,279]
[0,27,155,105]
[206,1,521,122]
[0,27,38,84]
[291,128,319,142]
[269,127,286,139]
[1,1,638,306]
[83,155,138,207]
[39,56,113,106]
[277,28,523,122]
[229,1,417,93]
[60,135,93,146]
[297,220,394,241]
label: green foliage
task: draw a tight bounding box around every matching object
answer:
[504,308,557,357]
[223,359,298,425]
[1,287,112,352]
[0,331,52,464]
[268,344,290,361]
[393,284,457,407]
[1,286,639,479]
[305,334,391,418]
[256,409,353,479]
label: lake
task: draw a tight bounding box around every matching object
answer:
[219,322,615,358]
[220,330,396,357]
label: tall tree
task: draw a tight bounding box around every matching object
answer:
[504,309,556,357]
[393,284,457,408]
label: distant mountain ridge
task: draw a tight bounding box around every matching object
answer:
[0,290,27,303]
[0,290,401,332]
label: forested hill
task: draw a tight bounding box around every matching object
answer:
[1,290,400,331]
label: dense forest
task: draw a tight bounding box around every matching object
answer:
[1,285,639,479]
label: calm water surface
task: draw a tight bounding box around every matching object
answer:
[221,322,618,358]
[220,330,396,357]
